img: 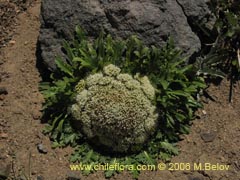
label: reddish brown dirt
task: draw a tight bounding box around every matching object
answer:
[0,1,239,180]
[0,0,34,48]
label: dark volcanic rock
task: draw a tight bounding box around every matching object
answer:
[39,0,212,71]
[176,0,211,20]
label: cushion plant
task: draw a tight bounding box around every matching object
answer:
[40,26,206,178]
[71,64,158,153]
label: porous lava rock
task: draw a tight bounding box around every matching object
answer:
[38,0,212,71]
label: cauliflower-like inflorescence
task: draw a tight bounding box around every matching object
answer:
[71,64,158,153]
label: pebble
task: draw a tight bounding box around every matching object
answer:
[19,175,27,180]
[0,72,8,79]
[66,172,81,180]
[202,110,207,115]
[37,144,48,154]
[32,110,41,120]
[0,133,8,139]
[0,96,5,101]
[200,131,217,142]
[37,175,44,180]
[9,40,16,45]
[20,67,25,72]
[31,170,37,175]
[220,156,226,163]
[234,161,240,170]
[0,87,8,95]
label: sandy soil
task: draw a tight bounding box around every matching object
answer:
[0,0,34,48]
[0,1,239,180]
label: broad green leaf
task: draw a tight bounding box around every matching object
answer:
[55,57,74,77]
[63,40,75,63]
[143,151,156,165]
[75,25,86,41]
[225,11,238,27]
[159,79,169,90]
[104,158,117,178]
[160,142,178,155]
[168,90,189,97]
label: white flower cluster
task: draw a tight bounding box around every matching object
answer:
[71,64,158,153]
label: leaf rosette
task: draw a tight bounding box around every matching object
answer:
[40,26,206,178]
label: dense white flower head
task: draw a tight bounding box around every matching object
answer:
[103,64,121,77]
[71,64,158,153]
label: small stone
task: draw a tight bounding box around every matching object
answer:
[32,110,41,120]
[0,87,8,95]
[201,96,209,104]
[0,133,8,139]
[188,175,204,180]
[9,40,16,45]
[19,175,27,180]
[31,170,37,175]
[200,131,216,142]
[234,161,240,170]
[220,156,226,163]
[202,110,207,115]
[66,172,81,180]
[183,171,192,175]
[0,96,5,101]
[20,67,25,72]
[37,175,44,180]
[37,144,48,154]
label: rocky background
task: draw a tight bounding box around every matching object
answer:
[38,0,214,71]
[1,1,240,180]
